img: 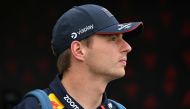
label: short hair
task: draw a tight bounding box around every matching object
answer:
[56,36,93,75]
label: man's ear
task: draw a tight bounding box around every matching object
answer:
[70,41,86,61]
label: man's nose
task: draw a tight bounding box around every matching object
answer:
[120,39,132,53]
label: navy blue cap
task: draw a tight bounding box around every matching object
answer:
[51,4,143,56]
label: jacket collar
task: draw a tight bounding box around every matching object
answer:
[49,74,115,109]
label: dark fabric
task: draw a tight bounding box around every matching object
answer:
[13,74,122,109]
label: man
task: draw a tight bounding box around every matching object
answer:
[14,4,143,109]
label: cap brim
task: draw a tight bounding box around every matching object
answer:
[96,22,143,35]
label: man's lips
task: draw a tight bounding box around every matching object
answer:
[119,58,127,66]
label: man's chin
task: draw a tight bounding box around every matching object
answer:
[117,72,125,78]
[111,71,125,80]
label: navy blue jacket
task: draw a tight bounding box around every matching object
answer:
[13,75,125,109]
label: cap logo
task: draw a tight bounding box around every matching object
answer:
[71,32,77,39]
[117,23,132,30]
[101,8,113,17]
[70,24,94,39]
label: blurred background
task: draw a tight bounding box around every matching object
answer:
[0,0,190,109]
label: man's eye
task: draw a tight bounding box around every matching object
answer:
[110,36,117,41]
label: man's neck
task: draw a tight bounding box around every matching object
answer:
[61,68,108,109]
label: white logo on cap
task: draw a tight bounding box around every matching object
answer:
[117,23,132,30]
[70,24,94,39]
[71,32,77,39]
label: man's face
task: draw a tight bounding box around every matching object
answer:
[84,34,132,81]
